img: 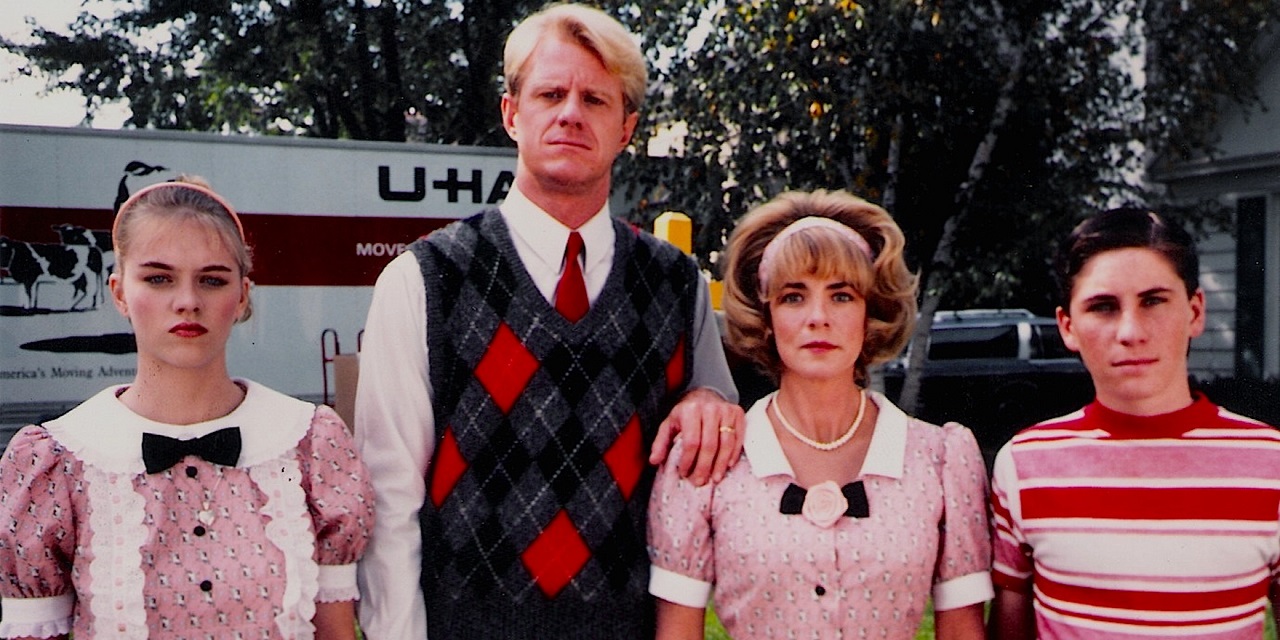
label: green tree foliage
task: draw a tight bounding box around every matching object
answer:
[619,0,1278,410]
[625,0,1276,303]
[2,0,539,143]
[7,1,1277,408]
[1142,0,1280,164]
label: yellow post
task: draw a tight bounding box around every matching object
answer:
[653,211,724,311]
[707,280,724,311]
[654,211,693,254]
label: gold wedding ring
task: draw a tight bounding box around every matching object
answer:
[718,424,736,434]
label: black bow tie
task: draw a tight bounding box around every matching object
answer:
[142,427,242,474]
[779,481,870,518]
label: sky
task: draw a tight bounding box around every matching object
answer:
[0,0,129,128]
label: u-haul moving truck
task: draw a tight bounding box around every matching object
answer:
[0,124,516,433]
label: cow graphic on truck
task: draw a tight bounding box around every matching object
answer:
[0,124,516,441]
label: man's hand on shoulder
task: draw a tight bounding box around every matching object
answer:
[649,387,745,486]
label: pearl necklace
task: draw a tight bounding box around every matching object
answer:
[771,389,867,451]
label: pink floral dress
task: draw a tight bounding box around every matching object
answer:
[0,380,374,639]
[648,391,992,640]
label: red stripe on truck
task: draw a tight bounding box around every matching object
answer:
[1,205,454,286]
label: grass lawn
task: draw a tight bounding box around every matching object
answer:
[706,602,1278,639]
[703,603,935,639]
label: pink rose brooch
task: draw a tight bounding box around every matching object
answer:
[779,480,869,528]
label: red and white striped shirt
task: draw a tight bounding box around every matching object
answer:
[991,395,1280,639]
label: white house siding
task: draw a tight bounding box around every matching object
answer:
[1156,182,1278,380]
[1268,202,1280,377]
[1191,230,1240,380]
[1156,34,1280,380]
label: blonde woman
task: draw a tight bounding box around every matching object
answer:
[648,190,992,639]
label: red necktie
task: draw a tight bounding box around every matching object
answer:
[555,231,588,322]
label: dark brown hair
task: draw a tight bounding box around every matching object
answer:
[1056,207,1199,311]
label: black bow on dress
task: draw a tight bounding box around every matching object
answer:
[779,481,870,518]
[142,427,242,474]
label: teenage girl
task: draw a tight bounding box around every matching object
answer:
[0,177,374,639]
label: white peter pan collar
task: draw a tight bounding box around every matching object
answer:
[43,379,314,476]
[45,379,322,637]
[743,390,910,480]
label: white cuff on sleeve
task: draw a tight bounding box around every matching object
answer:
[316,563,360,603]
[932,570,995,611]
[0,593,75,639]
[648,565,712,609]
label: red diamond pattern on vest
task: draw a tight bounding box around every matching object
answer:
[522,509,590,598]
[474,321,539,414]
[603,415,644,501]
[430,427,467,508]
[664,334,686,393]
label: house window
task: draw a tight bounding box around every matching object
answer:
[1236,196,1266,379]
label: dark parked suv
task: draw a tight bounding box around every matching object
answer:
[880,309,1094,464]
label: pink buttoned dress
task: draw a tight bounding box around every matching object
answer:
[0,380,375,639]
[648,391,993,640]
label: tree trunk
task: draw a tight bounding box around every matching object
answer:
[882,113,903,215]
[896,4,1025,415]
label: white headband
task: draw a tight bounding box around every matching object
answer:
[757,216,874,293]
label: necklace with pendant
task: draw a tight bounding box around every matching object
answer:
[197,471,226,526]
[771,389,867,451]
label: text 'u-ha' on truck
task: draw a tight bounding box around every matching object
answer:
[0,124,516,448]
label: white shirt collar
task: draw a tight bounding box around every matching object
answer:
[498,184,615,275]
[743,390,909,480]
[43,379,314,475]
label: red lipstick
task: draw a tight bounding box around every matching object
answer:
[170,322,208,338]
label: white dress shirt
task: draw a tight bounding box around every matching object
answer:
[354,186,736,639]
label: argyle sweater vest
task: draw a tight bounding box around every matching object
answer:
[410,210,699,639]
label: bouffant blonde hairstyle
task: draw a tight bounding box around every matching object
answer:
[723,190,918,385]
[504,3,647,114]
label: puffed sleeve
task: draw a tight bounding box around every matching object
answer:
[930,422,994,611]
[990,439,1034,593]
[0,425,79,639]
[300,405,376,603]
[646,442,716,609]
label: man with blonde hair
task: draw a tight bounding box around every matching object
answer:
[355,3,744,637]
